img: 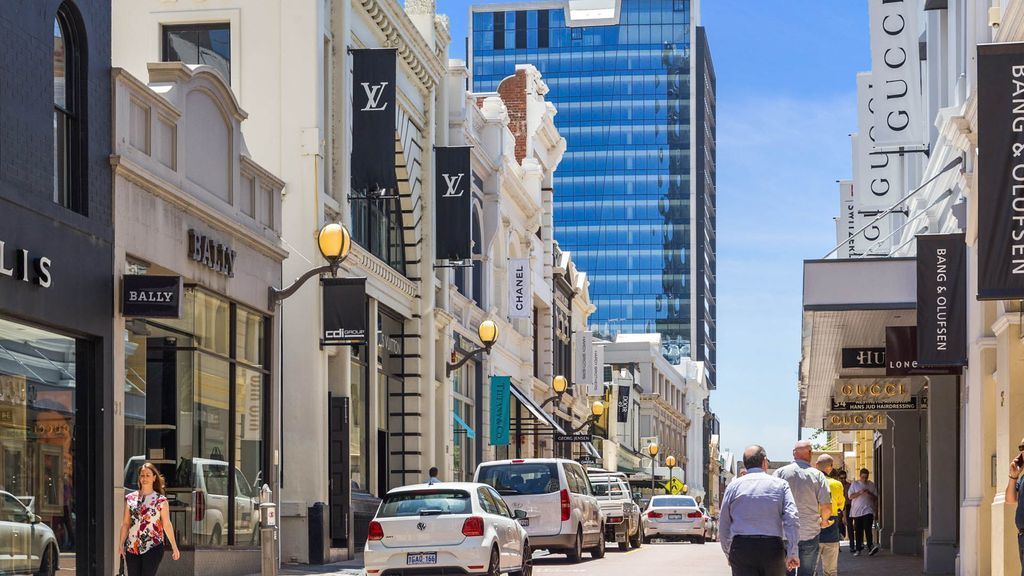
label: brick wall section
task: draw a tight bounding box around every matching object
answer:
[497,69,528,163]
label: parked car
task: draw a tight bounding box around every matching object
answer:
[588,472,642,550]
[364,482,532,576]
[641,495,706,544]
[124,456,260,545]
[475,458,605,562]
[700,506,718,542]
[0,490,59,575]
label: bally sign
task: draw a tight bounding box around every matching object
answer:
[351,49,397,194]
[321,277,367,346]
[188,230,236,277]
[977,43,1024,299]
[916,234,967,366]
[508,258,531,319]
[122,275,183,318]
[435,146,473,262]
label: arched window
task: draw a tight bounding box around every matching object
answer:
[53,4,84,213]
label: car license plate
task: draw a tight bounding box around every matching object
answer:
[668,514,683,520]
[518,518,529,527]
[407,553,437,565]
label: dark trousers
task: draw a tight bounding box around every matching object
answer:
[125,546,164,576]
[851,514,874,552]
[729,535,787,576]
[1017,531,1023,576]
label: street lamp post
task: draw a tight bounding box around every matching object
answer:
[269,222,352,308]
[648,442,659,495]
[666,455,677,493]
[539,375,569,410]
[446,319,499,376]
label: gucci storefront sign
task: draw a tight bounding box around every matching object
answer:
[188,230,236,277]
[0,240,52,288]
[823,411,889,431]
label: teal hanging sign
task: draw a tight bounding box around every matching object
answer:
[490,376,511,446]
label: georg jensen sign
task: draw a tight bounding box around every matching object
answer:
[0,240,52,288]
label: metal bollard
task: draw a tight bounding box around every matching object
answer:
[260,485,278,576]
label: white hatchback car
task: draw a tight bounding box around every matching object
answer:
[364,482,532,576]
[474,459,604,562]
[642,495,706,544]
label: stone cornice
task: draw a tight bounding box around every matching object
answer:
[342,242,418,301]
[357,0,446,93]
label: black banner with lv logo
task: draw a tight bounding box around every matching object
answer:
[435,146,473,262]
[351,49,397,194]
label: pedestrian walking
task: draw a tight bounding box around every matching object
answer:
[774,441,833,576]
[1004,437,1024,576]
[848,468,879,556]
[719,445,800,576]
[119,462,181,576]
[815,455,845,576]
[427,466,441,485]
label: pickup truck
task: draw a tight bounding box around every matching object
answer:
[589,473,642,551]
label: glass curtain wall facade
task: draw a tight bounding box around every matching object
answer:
[472,0,707,368]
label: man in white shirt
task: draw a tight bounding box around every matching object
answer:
[775,441,833,576]
[848,468,879,556]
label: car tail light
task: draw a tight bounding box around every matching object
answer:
[512,459,525,464]
[609,516,623,524]
[368,521,385,541]
[560,489,571,522]
[687,511,703,519]
[462,516,485,537]
[195,490,206,522]
[647,511,663,519]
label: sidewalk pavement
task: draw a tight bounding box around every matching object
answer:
[252,555,365,576]
[835,547,923,575]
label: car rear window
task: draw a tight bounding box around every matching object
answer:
[477,463,559,495]
[591,479,627,497]
[378,490,472,517]
[651,497,697,507]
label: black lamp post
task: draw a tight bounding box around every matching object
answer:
[648,442,659,494]
[269,222,352,308]
[446,320,498,376]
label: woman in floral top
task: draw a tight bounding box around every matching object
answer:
[119,462,180,576]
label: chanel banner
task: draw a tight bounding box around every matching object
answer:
[868,0,927,148]
[351,49,397,194]
[435,146,472,261]
[616,384,631,423]
[508,258,531,319]
[122,275,183,318]
[321,277,367,346]
[917,234,967,366]
[978,43,1024,299]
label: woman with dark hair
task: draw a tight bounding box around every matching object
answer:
[119,462,181,575]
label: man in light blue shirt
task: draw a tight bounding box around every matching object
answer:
[775,441,833,576]
[720,445,800,576]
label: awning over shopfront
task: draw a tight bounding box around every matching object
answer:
[453,411,476,439]
[510,382,567,435]
[800,257,917,427]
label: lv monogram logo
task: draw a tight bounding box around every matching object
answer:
[441,173,465,198]
[360,82,389,111]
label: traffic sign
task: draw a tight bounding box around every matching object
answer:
[664,478,685,494]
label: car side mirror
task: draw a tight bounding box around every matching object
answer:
[514,509,528,520]
[29,513,41,524]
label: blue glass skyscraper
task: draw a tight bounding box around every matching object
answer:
[470,0,717,387]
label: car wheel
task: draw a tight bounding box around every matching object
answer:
[642,531,651,545]
[211,524,223,546]
[618,538,630,552]
[486,546,500,576]
[35,545,55,576]
[566,529,583,563]
[590,527,606,559]
[694,535,706,545]
[630,525,642,548]
[513,542,532,576]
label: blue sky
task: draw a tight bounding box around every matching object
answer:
[442,1,871,462]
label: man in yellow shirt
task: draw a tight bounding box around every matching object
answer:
[815,455,846,576]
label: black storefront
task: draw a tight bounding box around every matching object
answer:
[0,1,114,574]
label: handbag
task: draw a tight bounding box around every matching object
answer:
[117,555,127,576]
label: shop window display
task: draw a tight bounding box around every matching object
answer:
[124,282,266,549]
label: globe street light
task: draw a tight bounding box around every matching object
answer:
[269,222,352,307]
[539,375,569,410]
[446,319,499,376]
[648,442,659,494]
[666,455,677,494]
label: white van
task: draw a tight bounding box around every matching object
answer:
[474,458,604,562]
